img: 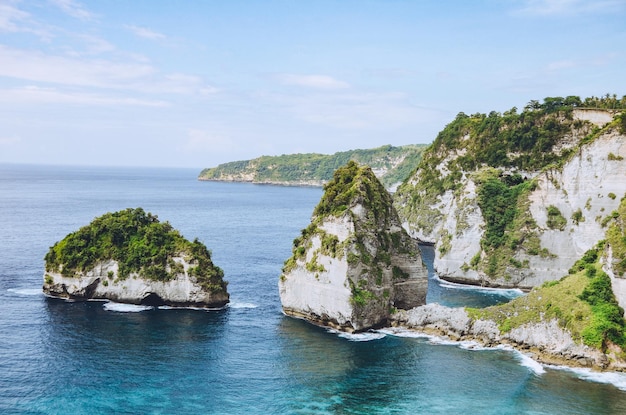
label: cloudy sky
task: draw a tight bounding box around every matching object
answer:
[1,0,625,168]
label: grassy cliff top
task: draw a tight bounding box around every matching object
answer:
[44,208,226,293]
[398,95,626,199]
[199,144,427,188]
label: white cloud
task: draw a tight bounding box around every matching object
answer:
[0,86,168,107]
[49,0,93,20]
[0,2,29,32]
[546,60,577,71]
[277,74,350,90]
[126,25,166,41]
[0,45,217,95]
[0,2,52,38]
[0,44,154,87]
[513,0,626,16]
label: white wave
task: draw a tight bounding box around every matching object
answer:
[513,351,546,375]
[551,366,626,391]
[380,327,545,375]
[7,287,43,296]
[329,329,386,342]
[377,327,436,340]
[158,305,226,311]
[103,302,152,312]
[228,302,259,309]
[434,275,524,298]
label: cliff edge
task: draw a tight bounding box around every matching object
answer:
[395,97,626,289]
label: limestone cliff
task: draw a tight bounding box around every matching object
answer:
[279,161,428,332]
[389,195,626,372]
[395,99,626,289]
[43,208,229,308]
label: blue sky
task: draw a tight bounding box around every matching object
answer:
[1,0,625,168]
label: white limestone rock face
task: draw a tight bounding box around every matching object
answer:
[279,162,428,332]
[396,109,626,289]
[43,257,229,308]
[391,304,615,370]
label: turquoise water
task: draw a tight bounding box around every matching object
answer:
[2,164,626,414]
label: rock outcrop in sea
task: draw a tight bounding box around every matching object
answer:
[43,208,229,308]
[279,161,428,332]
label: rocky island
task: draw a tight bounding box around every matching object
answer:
[279,161,428,332]
[43,208,229,308]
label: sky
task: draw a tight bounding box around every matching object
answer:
[0,0,625,169]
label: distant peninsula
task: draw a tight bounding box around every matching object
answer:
[198,144,427,190]
[43,208,229,308]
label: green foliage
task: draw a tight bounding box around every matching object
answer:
[546,205,567,230]
[199,144,427,188]
[350,280,376,307]
[606,197,626,276]
[609,192,617,200]
[44,208,226,293]
[392,266,409,280]
[476,174,529,249]
[579,270,626,349]
[571,209,585,225]
[314,161,392,221]
[608,152,624,161]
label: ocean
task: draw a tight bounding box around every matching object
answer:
[2,163,626,414]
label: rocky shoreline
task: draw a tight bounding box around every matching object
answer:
[390,303,626,372]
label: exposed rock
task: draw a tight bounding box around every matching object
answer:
[395,105,626,289]
[43,208,229,308]
[279,161,428,332]
[391,304,625,371]
[44,258,229,308]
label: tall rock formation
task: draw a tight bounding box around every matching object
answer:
[279,161,428,332]
[43,208,229,308]
[395,101,626,289]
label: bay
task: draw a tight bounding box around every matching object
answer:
[1,163,626,414]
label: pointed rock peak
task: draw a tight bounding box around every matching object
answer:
[313,160,392,222]
[279,161,428,333]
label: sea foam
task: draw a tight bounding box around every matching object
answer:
[228,302,259,309]
[329,329,386,342]
[379,327,545,375]
[434,275,524,299]
[7,287,43,296]
[103,302,152,312]
[551,366,626,391]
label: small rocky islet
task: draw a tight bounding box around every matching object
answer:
[43,207,229,308]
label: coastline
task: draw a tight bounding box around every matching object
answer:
[389,303,626,373]
[198,177,325,187]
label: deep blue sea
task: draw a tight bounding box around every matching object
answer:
[2,164,626,414]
